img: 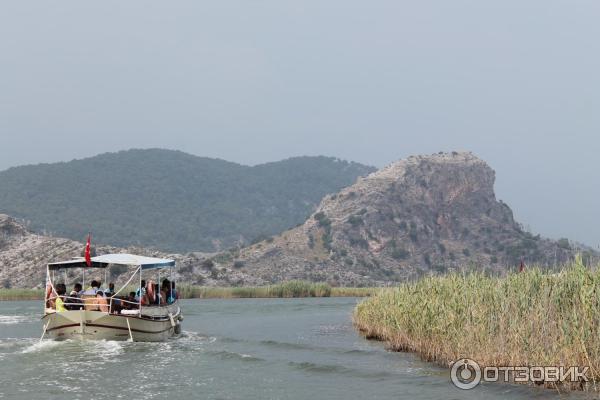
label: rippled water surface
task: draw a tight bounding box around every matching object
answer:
[0,298,588,399]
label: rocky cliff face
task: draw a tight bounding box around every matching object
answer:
[228,152,587,285]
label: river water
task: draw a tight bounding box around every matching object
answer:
[0,298,588,399]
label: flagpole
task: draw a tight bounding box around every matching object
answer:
[84,232,92,289]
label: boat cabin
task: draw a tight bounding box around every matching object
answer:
[44,253,179,316]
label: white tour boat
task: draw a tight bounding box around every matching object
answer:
[41,254,183,342]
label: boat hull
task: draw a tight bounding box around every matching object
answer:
[42,305,182,342]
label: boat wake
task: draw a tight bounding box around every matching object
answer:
[0,315,34,325]
[93,340,125,358]
[207,350,265,362]
[21,339,64,354]
[179,330,216,343]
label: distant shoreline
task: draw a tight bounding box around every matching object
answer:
[0,282,377,301]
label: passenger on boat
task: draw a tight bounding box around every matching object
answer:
[154,283,165,305]
[135,280,146,302]
[162,279,170,304]
[161,280,170,303]
[169,282,179,304]
[141,282,153,306]
[67,283,84,310]
[70,283,83,296]
[103,282,115,296]
[162,279,177,304]
[109,298,122,314]
[83,280,100,295]
[45,283,56,309]
[143,281,163,305]
[55,283,67,312]
[95,291,109,312]
[123,292,137,309]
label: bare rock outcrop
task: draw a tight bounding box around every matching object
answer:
[228,152,590,286]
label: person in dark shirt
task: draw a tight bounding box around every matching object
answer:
[124,291,137,309]
[67,283,84,310]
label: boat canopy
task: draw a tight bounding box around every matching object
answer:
[48,253,176,270]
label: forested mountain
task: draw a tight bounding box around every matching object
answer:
[0,149,375,252]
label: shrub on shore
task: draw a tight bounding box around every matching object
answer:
[353,257,600,390]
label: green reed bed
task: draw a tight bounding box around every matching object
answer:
[177,286,269,299]
[332,287,380,297]
[353,257,600,390]
[0,289,44,300]
[178,281,333,299]
[178,281,375,299]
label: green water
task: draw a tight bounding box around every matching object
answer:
[0,298,586,399]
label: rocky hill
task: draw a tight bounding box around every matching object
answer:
[223,152,592,286]
[0,149,375,252]
[0,214,265,288]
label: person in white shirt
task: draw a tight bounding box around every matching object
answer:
[82,280,100,295]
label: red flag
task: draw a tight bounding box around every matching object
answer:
[85,233,92,267]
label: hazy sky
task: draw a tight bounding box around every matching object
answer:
[0,1,599,247]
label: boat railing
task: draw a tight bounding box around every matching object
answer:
[45,294,141,314]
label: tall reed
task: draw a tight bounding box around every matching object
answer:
[354,257,600,390]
